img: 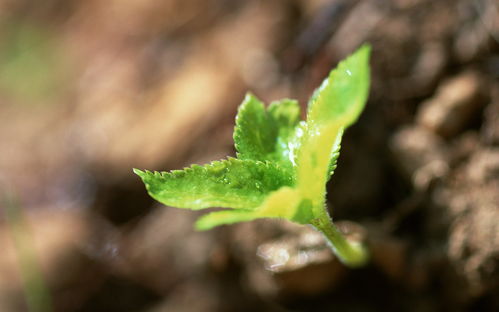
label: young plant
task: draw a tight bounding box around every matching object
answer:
[134,45,371,267]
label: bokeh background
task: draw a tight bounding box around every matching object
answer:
[0,0,498,311]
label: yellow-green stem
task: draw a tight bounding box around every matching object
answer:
[311,211,369,268]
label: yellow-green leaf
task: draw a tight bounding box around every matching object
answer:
[134,158,292,210]
[297,45,371,210]
[234,93,301,172]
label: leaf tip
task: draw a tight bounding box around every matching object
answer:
[194,217,214,231]
[133,168,145,178]
[359,43,371,54]
[357,44,371,64]
[244,91,255,101]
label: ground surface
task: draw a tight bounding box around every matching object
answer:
[0,0,498,311]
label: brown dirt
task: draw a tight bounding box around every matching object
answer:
[0,0,498,311]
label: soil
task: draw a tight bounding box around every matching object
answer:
[0,0,498,311]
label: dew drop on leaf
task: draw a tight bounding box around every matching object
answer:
[255,182,262,190]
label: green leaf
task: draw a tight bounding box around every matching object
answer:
[234,93,301,170]
[307,45,371,128]
[134,45,372,268]
[268,98,301,133]
[297,45,371,209]
[328,128,343,178]
[133,158,292,210]
[195,187,306,230]
[306,89,344,179]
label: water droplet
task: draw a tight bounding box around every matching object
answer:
[346,69,352,76]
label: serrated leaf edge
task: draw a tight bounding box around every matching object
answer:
[133,156,292,181]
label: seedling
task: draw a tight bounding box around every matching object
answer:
[135,45,371,267]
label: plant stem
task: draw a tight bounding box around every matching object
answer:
[311,212,369,268]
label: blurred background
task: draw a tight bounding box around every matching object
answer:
[0,0,498,311]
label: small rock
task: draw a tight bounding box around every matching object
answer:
[367,226,409,282]
[429,148,499,301]
[390,125,449,189]
[416,71,485,137]
[453,0,498,63]
[464,148,499,184]
[255,222,350,297]
[481,86,499,145]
